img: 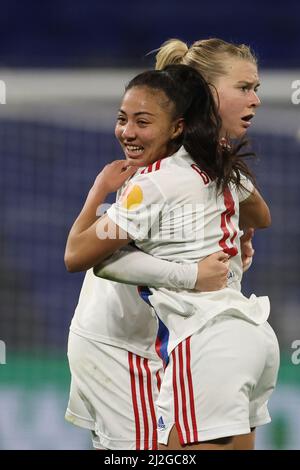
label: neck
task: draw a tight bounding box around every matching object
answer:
[166,142,181,158]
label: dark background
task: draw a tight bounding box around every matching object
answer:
[0,0,299,68]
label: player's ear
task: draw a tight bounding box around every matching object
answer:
[172,118,185,140]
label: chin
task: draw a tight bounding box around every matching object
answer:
[233,129,247,139]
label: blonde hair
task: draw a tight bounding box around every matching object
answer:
[155,38,257,85]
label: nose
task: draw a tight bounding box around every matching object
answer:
[250,90,261,108]
[121,122,136,140]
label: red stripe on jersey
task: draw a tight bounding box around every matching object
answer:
[142,160,162,175]
[155,159,162,171]
[186,337,198,442]
[178,342,191,443]
[191,163,211,185]
[144,358,158,450]
[155,336,163,363]
[156,370,162,391]
[136,356,149,450]
[219,187,238,257]
[140,166,150,174]
[172,350,184,444]
[128,352,141,449]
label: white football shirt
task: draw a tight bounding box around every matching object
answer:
[107,146,270,360]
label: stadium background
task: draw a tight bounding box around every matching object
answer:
[0,0,299,449]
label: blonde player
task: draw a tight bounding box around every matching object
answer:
[65,64,279,450]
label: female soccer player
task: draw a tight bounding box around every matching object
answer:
[65,63,279,450]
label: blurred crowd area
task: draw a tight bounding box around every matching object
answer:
[0,0,299,68]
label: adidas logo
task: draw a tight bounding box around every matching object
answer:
[158,416,166,429]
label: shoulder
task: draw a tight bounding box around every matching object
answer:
[129,147,214,198]
[232,172,254,203]
[119,168,166,208]
[139,159,164,175]
[129,158,175,198]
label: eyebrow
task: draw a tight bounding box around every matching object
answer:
[118,109,156,116]
[236,80,260,87]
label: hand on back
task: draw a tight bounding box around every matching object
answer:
[195,251,229,291]
[240,228,255,272]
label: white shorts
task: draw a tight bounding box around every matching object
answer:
[65,331,163,450]
[156,314,280,445]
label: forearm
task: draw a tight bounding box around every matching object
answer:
[65,161,139,272]
[70,186,107,235]
[65,187,109,271]
[94,245,198,290]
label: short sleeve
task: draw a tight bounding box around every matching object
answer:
[237,174,254,203]
[107,174,166,241]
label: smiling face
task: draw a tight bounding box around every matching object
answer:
[115,86,183,167]
[213,58,261,139]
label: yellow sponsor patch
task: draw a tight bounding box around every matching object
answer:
[122,184,143,210]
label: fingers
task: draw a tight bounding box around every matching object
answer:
[241,246,254,258]
[105,160,138,177]
[241,227,255,242]
[124,165,138,176]
[243,256,253,272]
[115,160,138,175]
[247,247,255,257]
[195,252,230,292]
[108,160,130,169]
[222,259,230,270]
[214,251,230,262]
[197,251,229,265]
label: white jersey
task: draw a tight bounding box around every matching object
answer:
[70,167,161,359]
[69,271,159,358]
[107,146,270,360]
